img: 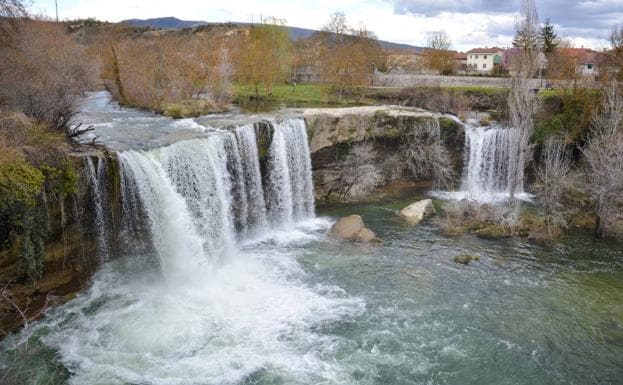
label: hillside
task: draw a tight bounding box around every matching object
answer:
[120,17,423,51]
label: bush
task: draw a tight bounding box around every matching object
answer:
[0,113,78,282]
[0,158,45,211]
[534,88,600,145]
[0,21,92,129]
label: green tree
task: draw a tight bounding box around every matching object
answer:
[541,18,558,54]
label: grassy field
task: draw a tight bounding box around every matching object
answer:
[234,83,336,104]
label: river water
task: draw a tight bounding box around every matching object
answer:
[1,93,622,385]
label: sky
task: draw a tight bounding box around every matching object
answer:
[30,0,622,51]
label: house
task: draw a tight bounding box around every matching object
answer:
[386,50,433,74]
[454,52,468,73]
[466,47,504,73]
[559,48,600,77]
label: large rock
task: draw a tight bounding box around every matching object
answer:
[303,106,439,153]
[330,215,379,243]
[398,199,436,225]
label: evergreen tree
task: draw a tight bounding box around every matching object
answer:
[541,18,558,54]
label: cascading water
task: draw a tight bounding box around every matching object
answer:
[115,118,317,282]
[85,156,110,260]
[266,118,315,225]
[438,121,528,203]
[234,124,268,233]
[462,124,517,198]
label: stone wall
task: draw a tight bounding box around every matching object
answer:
[374,73,546,89]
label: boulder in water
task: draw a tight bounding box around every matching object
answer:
[398,199,436,225]
[330,215,379,243]
[453,254,480,265]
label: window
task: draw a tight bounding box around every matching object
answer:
[469,55,472,59]
[587,64,593,70]
[475,55,479,59]
[483,63,487,69]
[484,55,488,59]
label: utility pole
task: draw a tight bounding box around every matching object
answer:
[55,0,59,22]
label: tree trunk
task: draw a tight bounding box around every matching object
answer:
[110,46,127,105]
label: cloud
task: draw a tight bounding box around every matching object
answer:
[30,0,617,50]
[388,0,623,41]
[391,0,514,16]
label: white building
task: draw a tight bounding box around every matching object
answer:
[466,48,504,73]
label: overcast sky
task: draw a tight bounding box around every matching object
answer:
[31,0,621,51]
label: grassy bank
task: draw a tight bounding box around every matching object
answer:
[234,83,512,111]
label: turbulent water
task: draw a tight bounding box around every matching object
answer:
[1,94,622,385]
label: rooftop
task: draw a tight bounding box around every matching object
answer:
[467,47,504,54]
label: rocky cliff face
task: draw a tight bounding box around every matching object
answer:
[0,150,123,334]
[303,106,464,203]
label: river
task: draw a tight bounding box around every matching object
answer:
[1,92,621,385]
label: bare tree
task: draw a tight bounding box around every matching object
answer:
[401,119,455,189]
[237,17,291,97]
[507,0,541,202]
[581,83,623,238]
[425,31,455,75]
[535,135,571,234]
[316,13,383,99]
[0,21,91,130]
[512,0,541,52]
[600,24,623,81]
[100,30,235,114]
[324,142,384,199]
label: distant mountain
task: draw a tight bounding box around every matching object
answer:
[121,17,423,52]
[121,17,209,29]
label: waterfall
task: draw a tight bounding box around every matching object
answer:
[117,118,315,282]
[436,122,528,203]
[118,157,151,254]
[118,150,208,285]
[234,124,268,233]
[266,118,315,225]
[462,124,515,196]
[85,156,110,261]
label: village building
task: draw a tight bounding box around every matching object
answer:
[466,47,504,73]
[559,48,601,78]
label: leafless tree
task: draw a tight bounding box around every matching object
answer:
[0,21,91,130]
[425,31,454,75]
[401,119,455,189]
[535,135,571,234]
[581,83,623,238]
[324,142,384,199]
[507,0,541,202]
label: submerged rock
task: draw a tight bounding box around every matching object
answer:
[398,199,436,225]
[330,215,380,243]
[475,224,510,239]
[453,254,480,265]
